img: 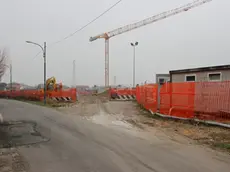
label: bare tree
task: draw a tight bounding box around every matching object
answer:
[0,48,9,81]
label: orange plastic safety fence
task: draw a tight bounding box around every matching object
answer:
[160,82,195,118]
[136,85,146,105]
[133,81,230,123]
[47,88,77,102]
[136,84,158,112]
[159,81,230,122]
[144,84,158,112]
[194,81,230,122]
[110,88,136,96]
[0,88,77,102]
[136,86,140,103]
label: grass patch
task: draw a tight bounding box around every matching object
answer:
[214,143,230,150]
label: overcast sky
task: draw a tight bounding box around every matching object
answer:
[0,0,229,86]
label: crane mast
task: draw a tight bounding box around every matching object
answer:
[90,0,212,87]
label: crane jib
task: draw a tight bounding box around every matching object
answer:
[89,0,212,40]
[88,0,212,86]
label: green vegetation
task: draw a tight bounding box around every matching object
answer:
[214,143,230,150]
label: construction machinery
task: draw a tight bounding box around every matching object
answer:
[89,0,212,87]
[46,77,62,91]
[37,77,62,92]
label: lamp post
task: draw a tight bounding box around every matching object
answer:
[26,41,46,105]
[130,42,138,88]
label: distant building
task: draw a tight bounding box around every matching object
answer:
[76,85,89,92]
[6,83,21,90]
[170,64,230,82]
[0,83,7,91]
[155,74,170,85]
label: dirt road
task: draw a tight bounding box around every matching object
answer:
[0,95,230,172]
[59,94,230,151]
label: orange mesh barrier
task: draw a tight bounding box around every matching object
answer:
[140,86,145,105]
[0,88,77,102]
[136,85,146,105]
[136,84,158,112]
[0,90,43,101]
[136,86,140,103]
[110,88,136,96]
[159,82,230,122]
[160,82,195,118]
[136,82,230,123]
[144,84,158,112]
[194,81,230,122]
[47,88,77,102]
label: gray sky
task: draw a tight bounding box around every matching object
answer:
[0,0,229,86]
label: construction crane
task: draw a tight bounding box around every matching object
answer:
[89,0,212,87]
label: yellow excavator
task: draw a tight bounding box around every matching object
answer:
[46,77,62,91]
[37,77,62,92]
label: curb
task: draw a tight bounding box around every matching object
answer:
[147,111,230,129]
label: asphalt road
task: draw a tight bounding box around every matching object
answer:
[1,99,230,172]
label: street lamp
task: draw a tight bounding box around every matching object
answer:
[26,41,47,105]
[130,42,138,88]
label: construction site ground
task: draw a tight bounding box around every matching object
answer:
[0,148,28,172]
[58,93,230,153]
[0,93,229,172]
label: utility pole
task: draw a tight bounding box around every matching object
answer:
[26,41,47,105]
[10,63,12,93]
[114,76,116,86]
[73,60,76,88]
[43,42,46,105]
[131,42,138,88]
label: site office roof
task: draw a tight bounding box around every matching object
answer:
[169,64,230,74]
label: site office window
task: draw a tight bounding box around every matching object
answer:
[158,78,170,85]
[185,74,196,82]
[208,72,222,81]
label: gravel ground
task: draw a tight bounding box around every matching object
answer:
[0,148,28,172]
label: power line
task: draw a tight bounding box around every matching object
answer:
[32,0,123,59]
[50,0,123,46]
[32,51,42,59]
